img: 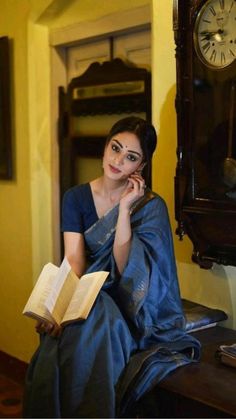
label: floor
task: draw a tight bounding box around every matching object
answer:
[0,373,24,418]
[0,352,26,419]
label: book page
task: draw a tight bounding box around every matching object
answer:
[47,270,78,325]
[61,271,109,325]
[24,308,54,323]
[45,257,78,325]
[22,263,59,322]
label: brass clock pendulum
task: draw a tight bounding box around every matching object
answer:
[223,80,236,189]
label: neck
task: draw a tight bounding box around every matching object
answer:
[97,176,128,201]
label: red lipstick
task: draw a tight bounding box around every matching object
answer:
[109,164,121,174]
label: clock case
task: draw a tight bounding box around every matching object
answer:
[173,0,236,268]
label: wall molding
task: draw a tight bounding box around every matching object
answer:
[49,5,151,47]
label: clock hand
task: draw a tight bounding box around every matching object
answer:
[200,29,224,36]
[200,29,225,41]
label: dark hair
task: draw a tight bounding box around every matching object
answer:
[106,116,157,184]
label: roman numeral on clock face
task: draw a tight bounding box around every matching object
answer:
[202,41,211,53]
[221,52,226,64]
[219,0,225,10]
[210,49,217,61]
[229,1,234,13]
[209,5,216,14]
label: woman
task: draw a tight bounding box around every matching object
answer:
[24,117,200,418]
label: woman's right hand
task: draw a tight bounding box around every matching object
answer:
[119,173,146,212]
[35,320,62,337]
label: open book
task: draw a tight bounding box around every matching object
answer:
[23,257,109,326]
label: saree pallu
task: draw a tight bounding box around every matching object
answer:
[23,192,201,418]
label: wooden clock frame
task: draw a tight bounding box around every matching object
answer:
[173,0,236,268]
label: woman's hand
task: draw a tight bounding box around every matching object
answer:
[35,320,62,338]
[119,173,146,212]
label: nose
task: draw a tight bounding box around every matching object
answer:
[114,154,124,166]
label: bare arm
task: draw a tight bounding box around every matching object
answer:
[113,174,145,274]
[63,231,87,277]
[113,207,132,274]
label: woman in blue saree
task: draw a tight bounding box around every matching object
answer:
[24,116,200,418]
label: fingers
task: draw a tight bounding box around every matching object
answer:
[119,174,146,212]
[50,324,62,338]
[35,320,62,337]
[35,320,47,334]
[128,174,146,193]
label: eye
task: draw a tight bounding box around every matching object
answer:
[111,144,120,152]
[127,154,138,162]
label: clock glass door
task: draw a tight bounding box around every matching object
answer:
[173,0,236,267]
[193,63,236,202]
[192,0,236,203]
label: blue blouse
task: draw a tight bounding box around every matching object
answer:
[61,183,98,233]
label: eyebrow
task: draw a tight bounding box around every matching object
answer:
[112,139,142,157]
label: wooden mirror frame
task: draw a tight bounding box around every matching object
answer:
[59,58,151,200]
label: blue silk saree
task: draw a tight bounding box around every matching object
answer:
[23,191,201,418]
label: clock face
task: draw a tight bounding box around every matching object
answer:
[194,0,236,69]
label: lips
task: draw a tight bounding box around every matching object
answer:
[109,164,121,174]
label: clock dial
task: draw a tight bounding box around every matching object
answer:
[194,0,236,69]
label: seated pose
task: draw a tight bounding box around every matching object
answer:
[23,116,200,418]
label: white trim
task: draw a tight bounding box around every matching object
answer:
[50,46,67,263]
[49,5,151,47]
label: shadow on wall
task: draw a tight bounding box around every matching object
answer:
[153,84,193,264]
[178,246,234,330]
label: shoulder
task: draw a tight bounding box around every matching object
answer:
[61,184,92,233]
[63,183,90,206]
[131,189,170,226]
[64,183,90,199]
[142,191,171,230]
[144,189,168,214]
[153,191,167,208]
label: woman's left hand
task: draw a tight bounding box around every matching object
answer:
[119,173,146,212]
[35,320,62,338]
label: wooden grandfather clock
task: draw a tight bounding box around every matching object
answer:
[173,0,236,268]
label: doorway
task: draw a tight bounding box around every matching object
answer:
[50,6,151,261]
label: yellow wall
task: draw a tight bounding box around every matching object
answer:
[0,0,38,360]
[37,0,150,27]
[0,0,235,364]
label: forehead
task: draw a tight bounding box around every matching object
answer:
[112,131,142,151]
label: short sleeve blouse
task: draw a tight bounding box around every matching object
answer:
[61,183,98,233]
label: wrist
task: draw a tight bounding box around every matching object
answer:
[118,203,131,216]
